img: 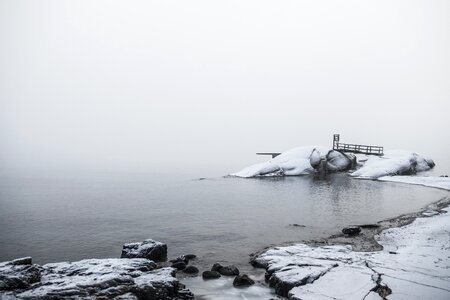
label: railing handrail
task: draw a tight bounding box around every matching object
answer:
[334,142,384,155]
[336,142,383,150]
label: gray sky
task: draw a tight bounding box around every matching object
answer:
[1,0,450,175]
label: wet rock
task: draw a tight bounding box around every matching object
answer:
[1,257,194,299]
[121,239,167,262]
[211,263,223,272]
[171,261,187,270]
[202,270,221,280]
[233,274,255,287]
[170,254,197,265]
[0,257,41,290]
[359,224,380,229]
[326,150,352,172]
[184,254,196,261]
[342,226,361,235]
[170,257,185,263]
[11,257,32,266]
[183,266,199,274]
[218,265,239,276]
[289,224,306,227]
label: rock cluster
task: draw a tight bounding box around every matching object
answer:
[1,239,194,300]
[201,263,254,287]
[167,255,199,275]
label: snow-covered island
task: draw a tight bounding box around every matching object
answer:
[231,146,436,179]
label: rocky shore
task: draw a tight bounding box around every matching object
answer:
[251,196,450,299]
[0,240,194,300]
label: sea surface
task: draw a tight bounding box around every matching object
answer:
[1,171,448,273]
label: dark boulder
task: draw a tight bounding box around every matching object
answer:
[233,274,255,287]
[183,266,199,274]
[171,261,187,270]
[121,239,167,262]
[211,263,223,272]
[170,254,197,264]
[342,226,361,235]
[326,150,352,172]
[184,254,197,261]
[289,224,306,227]
[202,271,221,280]
[219,265,239,276]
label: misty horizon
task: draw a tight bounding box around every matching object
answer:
[1,0,450,175]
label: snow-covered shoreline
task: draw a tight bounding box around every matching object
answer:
[251,193,450,299]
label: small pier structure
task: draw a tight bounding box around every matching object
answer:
[256,152,281,158]
[333,134,383,156]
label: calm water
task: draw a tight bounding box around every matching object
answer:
[0,171,448,275]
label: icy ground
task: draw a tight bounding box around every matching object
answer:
[231,146,435,178]
[378,175,450,191]
[253,204,450,299]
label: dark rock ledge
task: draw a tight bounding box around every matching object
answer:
[0,240,194,300]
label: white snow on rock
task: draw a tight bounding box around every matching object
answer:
[253,206,450,299]
[121,239,168,262]
[232,147,434,179]
[350,150,434,179]
[289,265,377,300]
[1,258,193,299]
[378,175,450,191]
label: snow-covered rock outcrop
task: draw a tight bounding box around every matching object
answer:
[0,257,40,290]
[232,146,354,177]
[0,258,193,299]
[232,146,434,179]
[121,239,167,262]
[252,205,450,299]
[350,150,435,179]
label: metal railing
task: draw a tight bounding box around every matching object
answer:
[334,142,383,155]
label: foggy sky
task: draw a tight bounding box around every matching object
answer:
[1,0,450,175]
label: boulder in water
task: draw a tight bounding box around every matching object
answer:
[233,274,255,287]
[183,266,199,274]
[342,226,361,235]
[219,265,239,276]
[121,239,167,262]
[202,270,221,280]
